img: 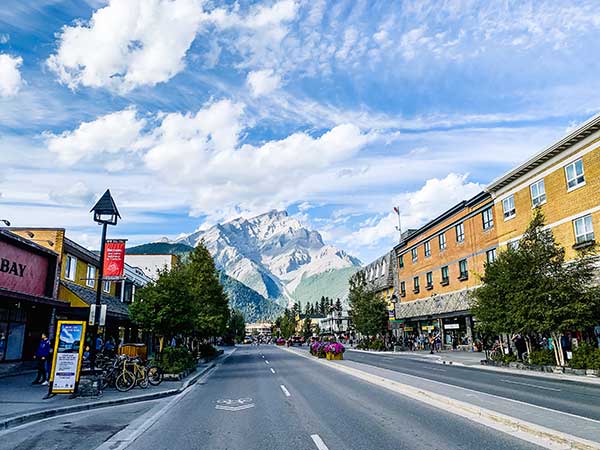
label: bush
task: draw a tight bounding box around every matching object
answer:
[159,346,196,374]
[369,339,385,351]
[197,343,217,358]
[569,343,600,370]
[529,349,555,366]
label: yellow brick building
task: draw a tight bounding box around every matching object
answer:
[487,114,600,256]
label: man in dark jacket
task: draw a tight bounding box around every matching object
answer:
[32,333,51,385]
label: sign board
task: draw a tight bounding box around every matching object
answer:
[49,321,86,394]
[404,326,413,332]
[0,240,49,297]
[444,323,460,330]
[88,305,96,326]
[421,325,435,331]
[103,239,126,279]
[99,304,107,326]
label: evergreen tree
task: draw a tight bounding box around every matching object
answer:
[227,309,246,343]
[301,317,313,340]
[335,298,343,313]
[319,296,326,315]
[348,272,388,340]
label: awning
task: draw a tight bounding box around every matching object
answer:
[395,289,474,322]
[60,280,129,320]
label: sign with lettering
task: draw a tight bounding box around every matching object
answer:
[49,321,86,394]
[0,240,49,297]
[103,240,126,280]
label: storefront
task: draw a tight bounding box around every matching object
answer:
[0,230,64,362]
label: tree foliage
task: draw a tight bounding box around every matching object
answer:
[348,272,388,339]
[129,241,230,342]
[227,309,246,343]
[472,209,600,365]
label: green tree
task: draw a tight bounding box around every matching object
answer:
[277,309,297,339]
[334,298,343,313]
[473,209,600,365]
[227,309,246,343]
[348,272,388,340]
[301,317,313,340]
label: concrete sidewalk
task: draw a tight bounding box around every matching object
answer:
[0,347,236,430]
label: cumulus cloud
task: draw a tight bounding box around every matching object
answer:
[0,54,23,97]
[47,0,206,92]
[45,108,146,165]
[341,173,483,249]
[246,69,281,97]
[49,181,96,206]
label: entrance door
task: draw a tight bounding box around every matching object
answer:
[5,323,25,360]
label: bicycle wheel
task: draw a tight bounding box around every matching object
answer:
[147,366,163,386]
[115,371,135,392]
[137,370,149,389]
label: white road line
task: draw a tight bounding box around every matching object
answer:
[311,434,330,450]
[430,368,447,372]
[265,360,270,364]
[270,368,276,374]
[262,355,265,358]
[280,384,291,397]
[500,379,561,392]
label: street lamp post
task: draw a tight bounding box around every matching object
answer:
[89,190,120,371]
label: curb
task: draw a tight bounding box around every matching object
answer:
[0,362,216,432]
[281,346,600,450]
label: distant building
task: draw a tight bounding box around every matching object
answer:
[124,254,179,280]
[246,322,272,336]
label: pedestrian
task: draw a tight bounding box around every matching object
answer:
[32,333,51,385]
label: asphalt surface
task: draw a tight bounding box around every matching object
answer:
[340,349,600,420]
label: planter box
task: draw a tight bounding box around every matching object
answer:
[326,353,343,361]
[317,354,326,359]
[586,369,599,376]
[572,369,587,376]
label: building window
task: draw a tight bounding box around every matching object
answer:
[424,240,431,257]
[502,195,516,220]
[400,281,406,297]
[458,259,468,280]
[413,276,420,293]
[426,271,433,289]
[103,280,111,293]
[573,215,594,244]
[65,255,77,281]
[486,248,497,264]
[411,248,418,263]
[565,159,585,190]
[439,233,446,250]
[440,266,449,285]
[530,179,546,207]
[455,223,465,243]
[86,264,96,288]
[398,255,404,269]
[482,207,494,230]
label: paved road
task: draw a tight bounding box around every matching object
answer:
[0,345,544,450]
[339,349,600,420]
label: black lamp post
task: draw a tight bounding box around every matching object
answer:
[89,190,120,370]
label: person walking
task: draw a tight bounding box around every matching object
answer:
[32,333,51,385]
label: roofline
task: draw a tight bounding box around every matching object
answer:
[0,229,59,257]
[487,112,600,192]
[393,191,491,252]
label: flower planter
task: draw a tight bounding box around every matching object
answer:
[326,352,343,360]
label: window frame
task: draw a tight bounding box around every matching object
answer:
[455,222,465,243]
[413,276,420,293]
[565,159,585,191]
[486,248,497,264]
[458,259,468,280]
[424,240,431,257]
[573,215,595,244]
[400,281,406,297]
[440,266,449,285]
[65,255,77,281]
[398,255,404,269]
[86,264,96,288]
[530,179,546,207]
[426,271,433,289]
[438,232,446,250]
[502,195,516,220]
[103,280,111,293]
[482,207,494,230]
[411,247,418,263]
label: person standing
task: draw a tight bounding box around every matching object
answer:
[32,333,51,385]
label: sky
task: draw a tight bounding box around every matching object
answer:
[1,0,600,263]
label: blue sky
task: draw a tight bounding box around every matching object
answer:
[1,0,600,263]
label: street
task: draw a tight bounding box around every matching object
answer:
[0,346,549,450]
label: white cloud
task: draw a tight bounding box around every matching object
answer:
[340,173,483,250]
[48,181,96,206]
[246,69,281,97]
[0,54,23,97]
[47,0,206,92]
[45,108,146,165]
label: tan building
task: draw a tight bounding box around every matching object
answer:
[393,192,497,346]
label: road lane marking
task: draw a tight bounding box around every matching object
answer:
[280,385,291,397]
[265,360,270,364]
[262,355,265,358]
[430,368,447,372]
[270,368,276,374]
[500,379,561,392]
[311,434,330,450]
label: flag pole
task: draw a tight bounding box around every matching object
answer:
[394,206,402,243]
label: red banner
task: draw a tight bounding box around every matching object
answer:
[103,240,126,279]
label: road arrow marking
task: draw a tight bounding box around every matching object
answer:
[215,403,255,411]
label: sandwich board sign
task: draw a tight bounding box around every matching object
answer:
[48,320,86,395]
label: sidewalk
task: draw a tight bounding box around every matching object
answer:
[0,347,235,430]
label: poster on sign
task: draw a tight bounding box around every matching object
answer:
[103,239,126,279]
[49,321,86,394]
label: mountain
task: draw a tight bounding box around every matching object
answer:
[177,210,361,310]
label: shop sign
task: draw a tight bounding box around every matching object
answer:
[0,240,49,297]
[49,321,86,395]
[404,326,413,332]
[421,325,435,331]
[103,239,126,279]
[444,323,460,330]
